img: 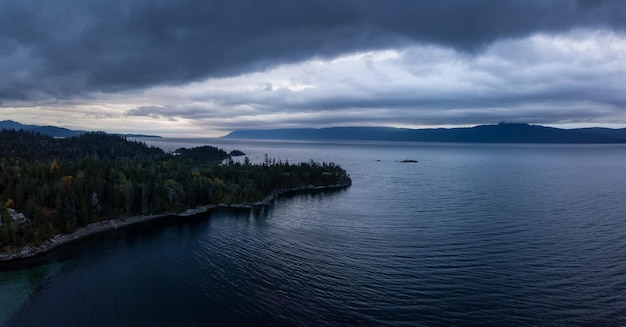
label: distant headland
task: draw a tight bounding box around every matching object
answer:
[223,123,626,144]
[0,120,162,139]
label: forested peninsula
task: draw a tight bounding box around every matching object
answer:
[0,130,351,260]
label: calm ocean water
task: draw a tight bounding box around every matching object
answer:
[2,139,626,326]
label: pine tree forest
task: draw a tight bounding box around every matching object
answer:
[0,130,351,248]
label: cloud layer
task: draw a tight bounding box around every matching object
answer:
[2,0,626,135]
[123,30,626,132]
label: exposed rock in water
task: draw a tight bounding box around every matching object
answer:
[230,149,246,156]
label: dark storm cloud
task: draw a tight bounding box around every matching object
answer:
[1,0,625,101]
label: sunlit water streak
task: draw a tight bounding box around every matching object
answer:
[2,141,626,326]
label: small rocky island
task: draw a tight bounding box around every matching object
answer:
[0,130,351,261]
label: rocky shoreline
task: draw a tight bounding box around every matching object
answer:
[0,181,351,262]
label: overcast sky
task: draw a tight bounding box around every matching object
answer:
[1,0,626,136]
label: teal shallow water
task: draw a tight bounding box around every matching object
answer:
[0,262,63,323]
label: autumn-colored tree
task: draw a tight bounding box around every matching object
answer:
[50,160,60,173]
[62,176,74,190]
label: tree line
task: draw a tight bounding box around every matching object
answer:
[0,130,351,248]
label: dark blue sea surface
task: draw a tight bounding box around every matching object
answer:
[2,140,626,326]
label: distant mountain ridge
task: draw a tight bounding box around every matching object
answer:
[0,120,161,138]
[224,123,626,144]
